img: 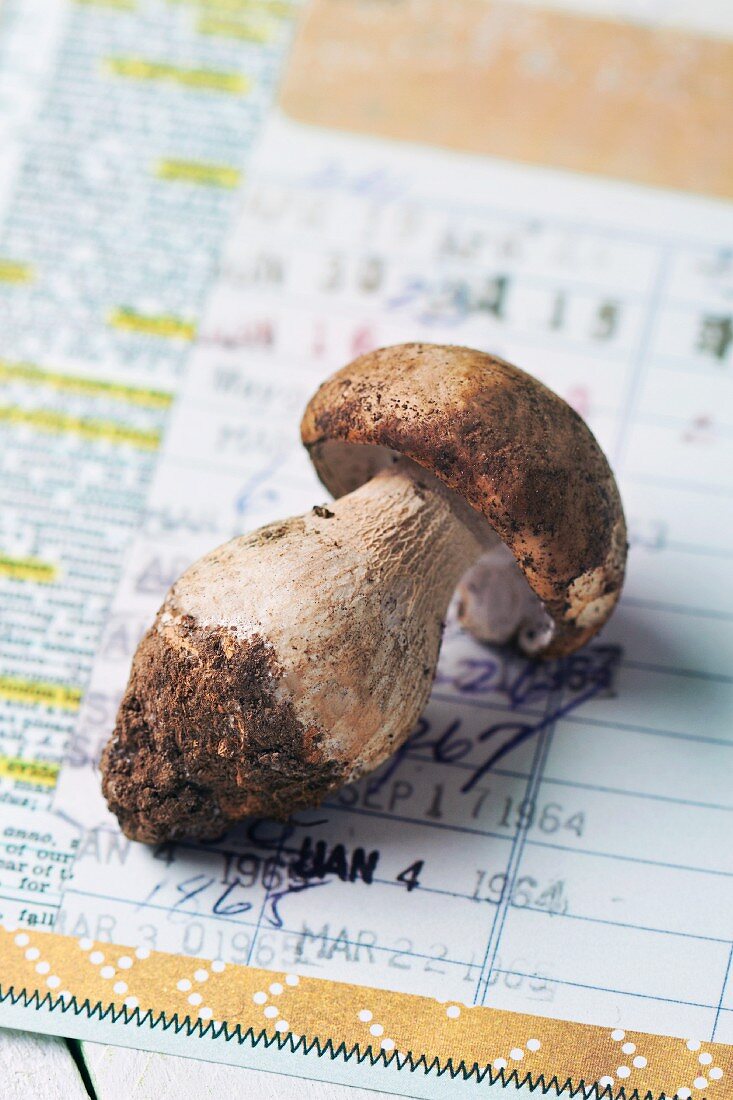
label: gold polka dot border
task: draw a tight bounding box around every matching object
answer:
[0,925,730,1097]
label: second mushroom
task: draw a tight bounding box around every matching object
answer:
[101,343,627,843]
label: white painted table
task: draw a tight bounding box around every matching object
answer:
[0,1028,388,1098]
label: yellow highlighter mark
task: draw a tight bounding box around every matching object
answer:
[0,406,161,450]
[197,14,275,42]
[156,159,241,188]
[0,555,58,584]
[0,755,60,788]
[0,260,33,284]
[108,307,197,341]
[0,360,173,410]
[74,0,136,9]
[0,677,82,712]
[105,57,250,94]
[174,0,294,16]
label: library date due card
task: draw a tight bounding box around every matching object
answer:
[0,1,732,1096]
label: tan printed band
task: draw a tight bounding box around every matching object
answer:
[1,927,730,1097]
[280,0,733,199]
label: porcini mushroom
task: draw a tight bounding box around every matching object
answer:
[101,344,626,843]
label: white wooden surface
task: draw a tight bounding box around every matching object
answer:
[81,1041,389,1099]
[0,1029,89,1099]
[0,1029,391,1098]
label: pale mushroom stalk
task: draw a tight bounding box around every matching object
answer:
[102,343,626,843]
[191,458,489,764]
[102,460,494,843]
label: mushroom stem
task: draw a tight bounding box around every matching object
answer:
[102,460,489,841]
[103,342,627,843]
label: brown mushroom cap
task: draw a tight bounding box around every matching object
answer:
[301,343,626,658]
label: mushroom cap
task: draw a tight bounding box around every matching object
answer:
[301,343,626,658]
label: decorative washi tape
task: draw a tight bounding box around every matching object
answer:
[1,926,729,1097]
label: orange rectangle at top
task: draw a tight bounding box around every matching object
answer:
[280,0,733,199]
